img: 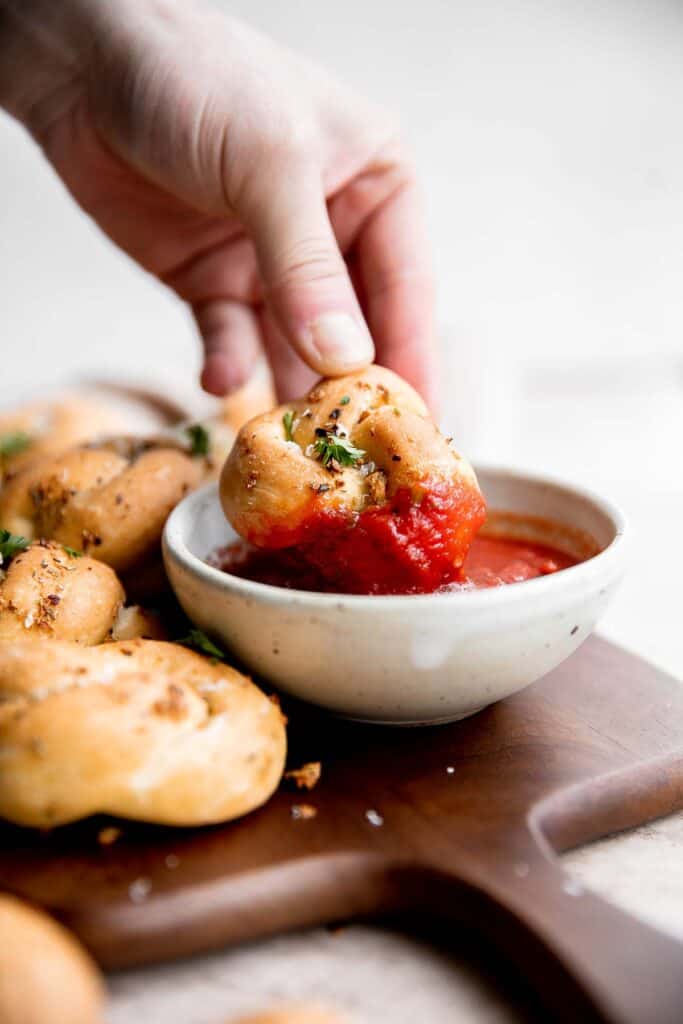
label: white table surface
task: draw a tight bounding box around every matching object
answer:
[1,1,681,1020]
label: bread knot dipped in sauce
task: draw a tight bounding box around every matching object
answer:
[0,638,287,828]
[220,367,486,594]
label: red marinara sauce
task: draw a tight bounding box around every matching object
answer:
[459,535,577,588]
[212,502,579,596]
[216,481,486,595]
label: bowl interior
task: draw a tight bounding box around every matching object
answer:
[475,468,616,559]
[183,483,239,558]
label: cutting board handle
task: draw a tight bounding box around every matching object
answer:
[416,855,683,1024]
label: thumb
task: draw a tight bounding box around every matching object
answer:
[241,168,375,377]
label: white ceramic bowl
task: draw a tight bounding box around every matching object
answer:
[163,467,628,725]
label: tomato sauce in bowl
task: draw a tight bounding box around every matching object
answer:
[210,510,585,596]
[457,535,577,588]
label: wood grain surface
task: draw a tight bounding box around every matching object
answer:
[1,636,682,1023]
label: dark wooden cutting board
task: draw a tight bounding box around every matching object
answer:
[2,636,682,1023]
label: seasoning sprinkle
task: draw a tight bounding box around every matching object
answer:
[312,431,365,469]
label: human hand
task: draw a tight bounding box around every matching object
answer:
[1,0,438,403]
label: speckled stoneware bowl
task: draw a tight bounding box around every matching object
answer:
[163,467,628,725]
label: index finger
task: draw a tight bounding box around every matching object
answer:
[354,174,440,411]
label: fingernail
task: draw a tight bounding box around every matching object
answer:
[306,313,375,374]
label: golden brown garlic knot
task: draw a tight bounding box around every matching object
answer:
[0,541,124,645]
[0,438,202,578]
[0,639,287,828]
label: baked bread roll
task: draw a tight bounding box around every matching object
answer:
[0,375,273,486]
[0,438,202,574]
[0,894,104,1024]
[0,639,286,828]
[0,395,130,482]
[0,384,204,485]
[0,541,124,645]
[110,603,168,641]
[220,366,486,593]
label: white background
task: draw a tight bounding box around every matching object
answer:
[1,2,682,1020]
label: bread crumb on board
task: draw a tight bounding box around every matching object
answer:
[285,762,321,790]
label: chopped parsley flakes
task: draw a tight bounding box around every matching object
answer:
[313,431,365,469]
[177,627,227,662]
[282,410,295,442]
[185,423,210,457]
[0,529,29,564]
[0,432,32,459]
